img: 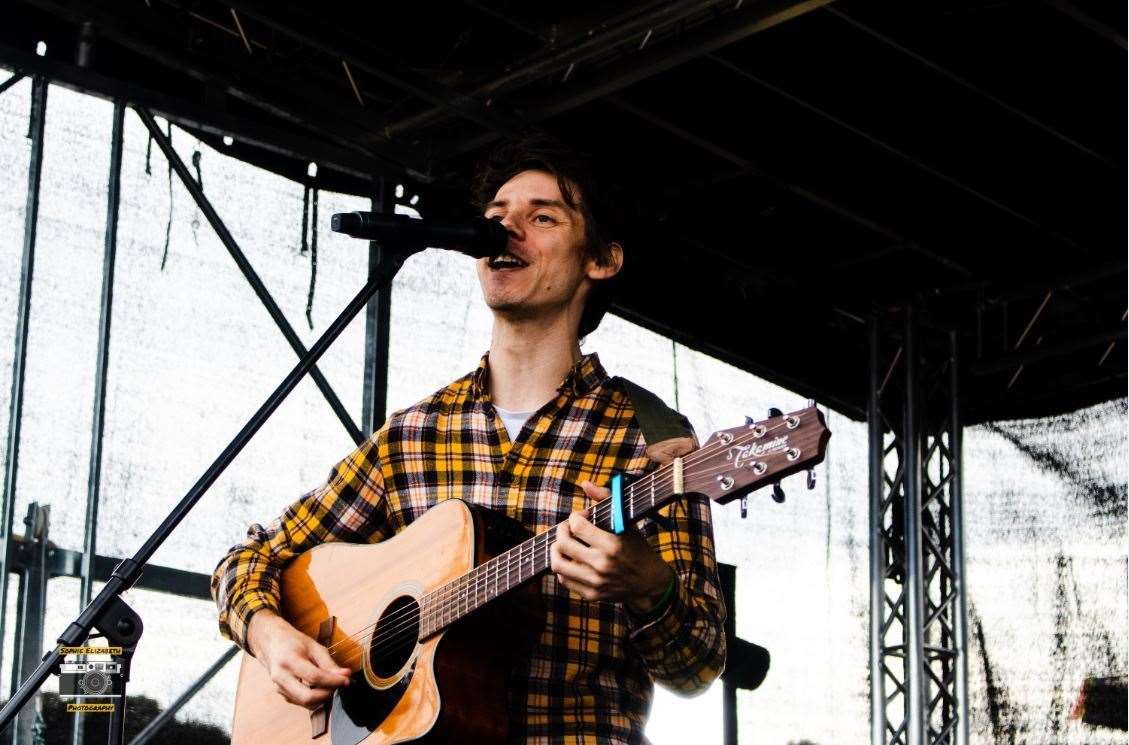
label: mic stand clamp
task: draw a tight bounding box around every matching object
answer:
[54,568,143,745]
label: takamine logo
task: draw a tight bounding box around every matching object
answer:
[750,435,788,456]
[730,436,788,468]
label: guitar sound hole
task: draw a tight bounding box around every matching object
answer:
[368,595,420,678]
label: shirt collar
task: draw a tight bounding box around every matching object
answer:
[470,352,609,401]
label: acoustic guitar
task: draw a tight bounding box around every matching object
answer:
[229,406,831,744]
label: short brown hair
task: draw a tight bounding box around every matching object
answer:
[472,133,624,338]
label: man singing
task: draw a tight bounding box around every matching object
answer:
[211,135,726,744]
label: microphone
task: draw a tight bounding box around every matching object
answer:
[330,213,507,259]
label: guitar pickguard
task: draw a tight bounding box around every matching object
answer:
[328,665,414,745]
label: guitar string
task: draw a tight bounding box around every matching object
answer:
[321,416,812,664]
[321,416,811,662]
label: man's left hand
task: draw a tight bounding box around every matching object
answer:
[550,480,675,614]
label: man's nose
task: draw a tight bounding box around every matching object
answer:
[499,214,523,240]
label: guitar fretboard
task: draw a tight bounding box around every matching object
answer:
[417,462,681,638]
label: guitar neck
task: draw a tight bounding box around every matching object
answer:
[415,404,830,638]
[418,463,680,638]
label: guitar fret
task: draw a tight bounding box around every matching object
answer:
[430,477,667,638]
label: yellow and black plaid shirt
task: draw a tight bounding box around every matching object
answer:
[211,353,726,745]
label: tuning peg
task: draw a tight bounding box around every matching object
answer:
[772,482,786,503]
[739,496,748,518]
[745,415,756,425]
[807,468,817,490]
[768,407,783,418]
[806,398,816,408]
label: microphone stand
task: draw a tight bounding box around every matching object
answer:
[0,240,425,745]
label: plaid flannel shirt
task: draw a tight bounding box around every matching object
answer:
[211,353,726,745]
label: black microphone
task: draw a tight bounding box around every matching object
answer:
[330,212,507,259]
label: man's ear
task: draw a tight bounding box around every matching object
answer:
[586,242,623,281]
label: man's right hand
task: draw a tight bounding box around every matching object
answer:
[246,610,352,710]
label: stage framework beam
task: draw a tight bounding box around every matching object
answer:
[135,107,366,447]
[223,0,525,139]
[705,53,1083,256]
[869,308,970,745]
[602,94,975,280]
[0,44,407,185]
[10,504,50,745]
[0,75,47,692]
[16,0,431,174]
[71,97,125,745]
[824,6,1112,166]
[0,71,25,96]
[440,0,835,158]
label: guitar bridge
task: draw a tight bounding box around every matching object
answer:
[310,616,337,739]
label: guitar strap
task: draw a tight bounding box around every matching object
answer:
[613,377,695,446]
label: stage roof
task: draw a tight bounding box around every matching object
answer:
[4,0,1126,423]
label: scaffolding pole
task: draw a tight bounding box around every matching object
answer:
[0,75,48,693]
[71,97,125,745]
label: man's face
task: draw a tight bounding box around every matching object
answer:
[477,169,594,324]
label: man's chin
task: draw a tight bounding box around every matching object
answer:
[486,300,535,319]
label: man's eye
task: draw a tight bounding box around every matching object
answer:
[486,214,504,222]
[532,214,555,224]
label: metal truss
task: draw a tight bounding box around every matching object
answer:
[869,308,969,745]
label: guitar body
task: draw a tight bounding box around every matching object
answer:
[230,499,542,745]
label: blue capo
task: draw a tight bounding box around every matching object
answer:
[610,472,626,535]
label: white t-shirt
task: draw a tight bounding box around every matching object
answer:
[494,405,535,441]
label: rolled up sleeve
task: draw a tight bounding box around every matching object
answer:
[210,433,392,654]
[626,494,727,695]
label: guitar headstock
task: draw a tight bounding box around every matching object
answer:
[686,406,831,505]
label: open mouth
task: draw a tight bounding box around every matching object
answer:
[487,252,529,270]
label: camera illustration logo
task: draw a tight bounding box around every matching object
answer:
[59,661,122,699]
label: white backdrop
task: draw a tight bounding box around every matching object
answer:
[0,74,1124,745]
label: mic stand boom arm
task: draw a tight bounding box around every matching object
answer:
[0,241,424,745]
